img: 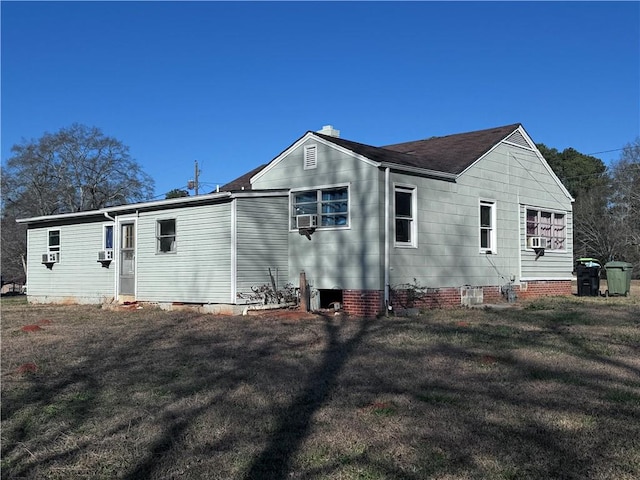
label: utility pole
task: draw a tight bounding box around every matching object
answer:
[194,160,200,196]
[188,160,201,195]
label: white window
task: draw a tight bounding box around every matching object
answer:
[48,229,60,253]
[480,200,496,253]
[303,145,317,170]
[103,225,114,250]
[526,208,566,251]
[122,223,135,250]
[395,186,416,247]
[292,186,349,228]
[157,219,176,253]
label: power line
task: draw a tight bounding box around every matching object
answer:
[585,148,626,156]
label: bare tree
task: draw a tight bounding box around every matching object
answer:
[1,214,27,285]
[608,138,640,270]
[573,192,611,261]
[3,124,154,216]
[1,124,155,283]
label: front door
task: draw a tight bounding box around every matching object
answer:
[119,222,135,296]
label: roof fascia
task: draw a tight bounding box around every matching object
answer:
[250,132,314,184]
[250,132,380,184]
[379,162,458,181]
[16,210,105,224]
[518,126,574,202]
[102,192,233,213]
[313,135,380,167]
[17,189,291,225]
[455,125,574,202]
[456,125,520,178]
[231,189,289,198]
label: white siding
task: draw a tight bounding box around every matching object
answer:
[235,197,289,301]
[26,220,115,303]
[135,203,233,303]
[390,142,573,289]
[254,139,384,290]
[520,207,574,280]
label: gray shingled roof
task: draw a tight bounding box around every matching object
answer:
[218,123,522,191]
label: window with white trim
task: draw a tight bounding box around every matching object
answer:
[157,219,176,253]
[292,186,349,228]
[526,208,566,250]
[103,225,114,250]
[395,186,416,246]
[303,145,317,170]
[48,229,60,253]
[480,200,496,253]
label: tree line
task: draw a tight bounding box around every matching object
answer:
[538,140,640,275]
[2,124,639,285]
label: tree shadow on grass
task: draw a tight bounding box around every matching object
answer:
[3,300,639,480]
[243,314,372,480]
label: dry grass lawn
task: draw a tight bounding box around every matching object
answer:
[2,287,639,479]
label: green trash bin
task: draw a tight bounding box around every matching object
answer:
[603,261,633,297]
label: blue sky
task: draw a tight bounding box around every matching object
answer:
[2,1,639,199]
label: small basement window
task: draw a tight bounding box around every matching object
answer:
[318,289,343,309]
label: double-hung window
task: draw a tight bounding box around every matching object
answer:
[479,200,496,253]
[526,208,566,250]
[157,219,177,253]
[48,229,60,253]
[292,186,349,228]
[395,186,416,247]
[42,229,61,263]
[103,225,114,250]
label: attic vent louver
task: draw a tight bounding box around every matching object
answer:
[505,130,532,150]
[304,145,317,170]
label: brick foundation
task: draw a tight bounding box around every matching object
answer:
[342,290,384,318]
[341,280,573,317]
[517,280,573,300]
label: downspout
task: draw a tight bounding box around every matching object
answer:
[384,167,390,309]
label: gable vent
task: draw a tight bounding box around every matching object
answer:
[304,145,317,170]
[505,130,532,150]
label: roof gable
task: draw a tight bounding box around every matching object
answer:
[242,123,573,200]
[250,131,382,185]
[380,123,521,174]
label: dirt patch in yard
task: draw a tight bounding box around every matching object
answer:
[20,324,43,332]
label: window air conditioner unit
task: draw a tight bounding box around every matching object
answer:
[42,252,60,264]
[296,214,318,229]
[528,237,548,249]
[97,249,114,261]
